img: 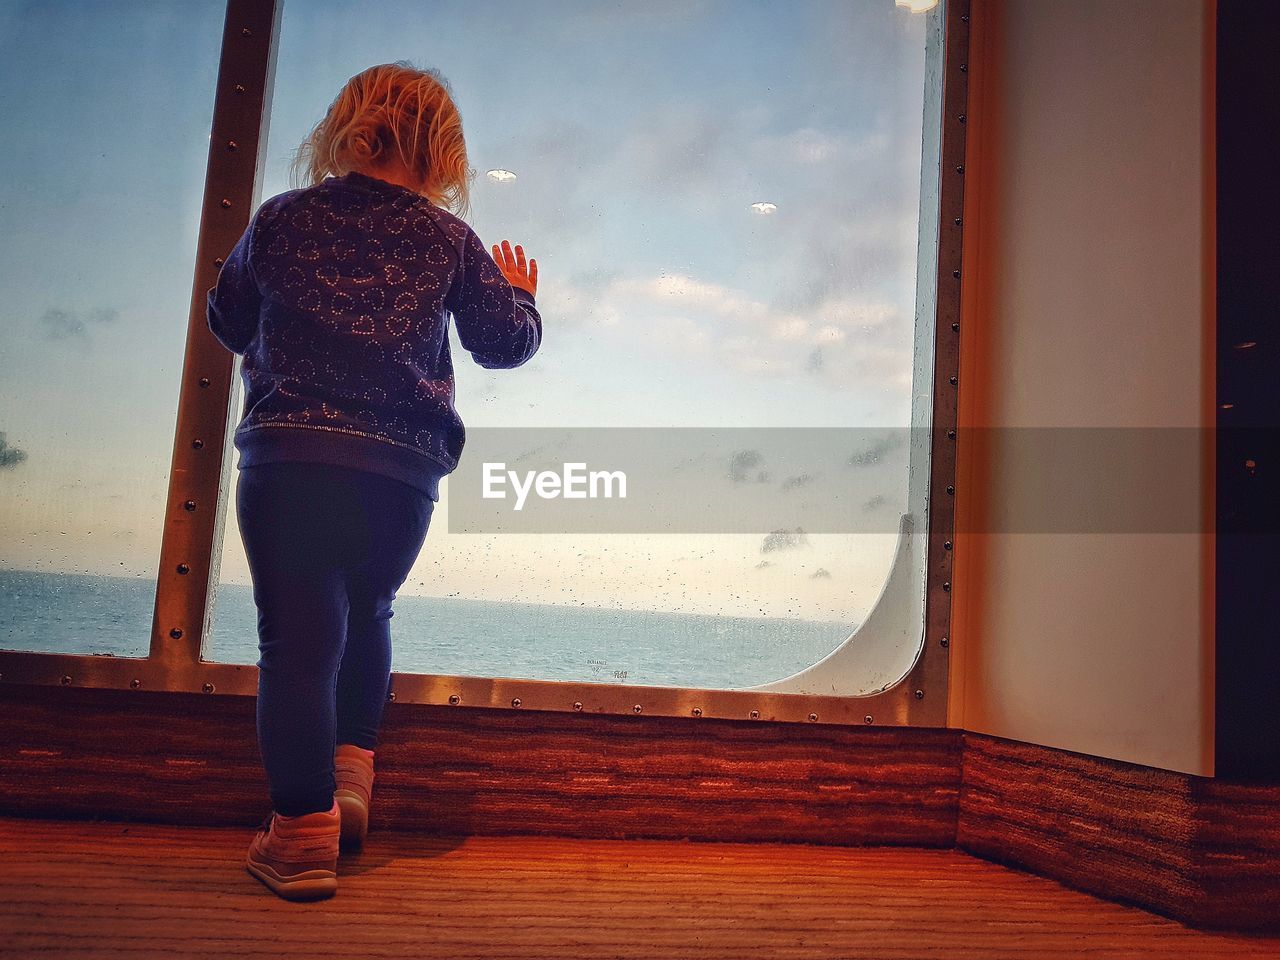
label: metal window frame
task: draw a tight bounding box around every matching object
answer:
[0,0,969,729]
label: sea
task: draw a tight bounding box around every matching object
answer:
[0,568,853,690]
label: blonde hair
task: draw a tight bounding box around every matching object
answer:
[292,61,472,214]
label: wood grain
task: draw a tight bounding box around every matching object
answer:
[1191,778,1280,929]
[0,684,960,846]
[3,816,1278,960]
[958,733,1280,931]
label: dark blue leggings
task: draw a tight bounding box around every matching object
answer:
[236,461,433,816]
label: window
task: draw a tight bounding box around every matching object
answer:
[205,0,945,695]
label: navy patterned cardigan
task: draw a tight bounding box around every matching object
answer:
[206,171,541,500]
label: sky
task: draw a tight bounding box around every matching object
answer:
[0,0,933,628]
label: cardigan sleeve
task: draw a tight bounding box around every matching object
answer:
[206,209,268,355]
[445,225,542,370]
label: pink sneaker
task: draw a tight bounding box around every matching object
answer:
[245,800,340,901]
[334,744,375,851]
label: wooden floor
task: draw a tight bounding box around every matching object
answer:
[2,817,1278,959]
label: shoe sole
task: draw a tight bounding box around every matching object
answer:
[336,790,368,851]
[246,854,337,901]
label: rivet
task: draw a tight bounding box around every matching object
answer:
[947,429,956,440]
[176,563,190,575]
[863,715,874,725]
[958,114,967,124]
[227,140,238,151]
[949,375,958,386]
[1235,341,1257,350]
[130,679,141,689]
[944,540,953,550]
[170,628,183,640]
[943,580,952,592]
[808,713,818,722]
[941,636,950,648]
[633,704,643,714]
[198,377,210,388]
[573,701,583,711]
[956,165,965,175]
[511,697,522,708]
[951,321,960,332]
[1220,403,1235,410]
[183,500,197,512]
[954,217,963,226]
[946,485,955,495]
[214,257,225,267]
[915,689,925,700]
[1245,459,1258,476]
[241,26,252,37]
[952,269,961,279]
[387,692,396,702]
[192,438,205,449]
[202,682,215,694]
[220,198,232,209]
[750,709,760,719]
[448,694,460,705]
[61,675,72,686]
[692,707,703,717]
[234,84,245,94]
[960,63,968,72]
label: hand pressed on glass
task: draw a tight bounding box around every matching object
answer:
[491,239,538,297]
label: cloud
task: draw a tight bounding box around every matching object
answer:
[729,449,769,484]
[0,432,27,469]
[848,432,905,467]
[37,307,117,340]
[761,527,808,553]
[472,90,923,394]
[810,567,833,580]
[481,124,918,392]
[863,494,888,512]
[774,127,845,165]
[754,560,773,570]
[781,473,814,492]
[454,21,926,395]
[555,271,912,389]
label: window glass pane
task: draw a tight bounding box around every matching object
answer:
[0,1,225,656]
[208,0,936,691]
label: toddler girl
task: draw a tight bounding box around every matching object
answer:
[206,61,541,901]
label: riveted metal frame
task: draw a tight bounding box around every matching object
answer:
[152,0,283,680]
[0,0,970,728]
[914,0,970,725]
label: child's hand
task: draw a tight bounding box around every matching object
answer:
[491,240,538,297]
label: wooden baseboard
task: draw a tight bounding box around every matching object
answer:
[3,685,1277,930]
[1189,778,1280,929]
[958,732,1280,931]
[0,684,959,847]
